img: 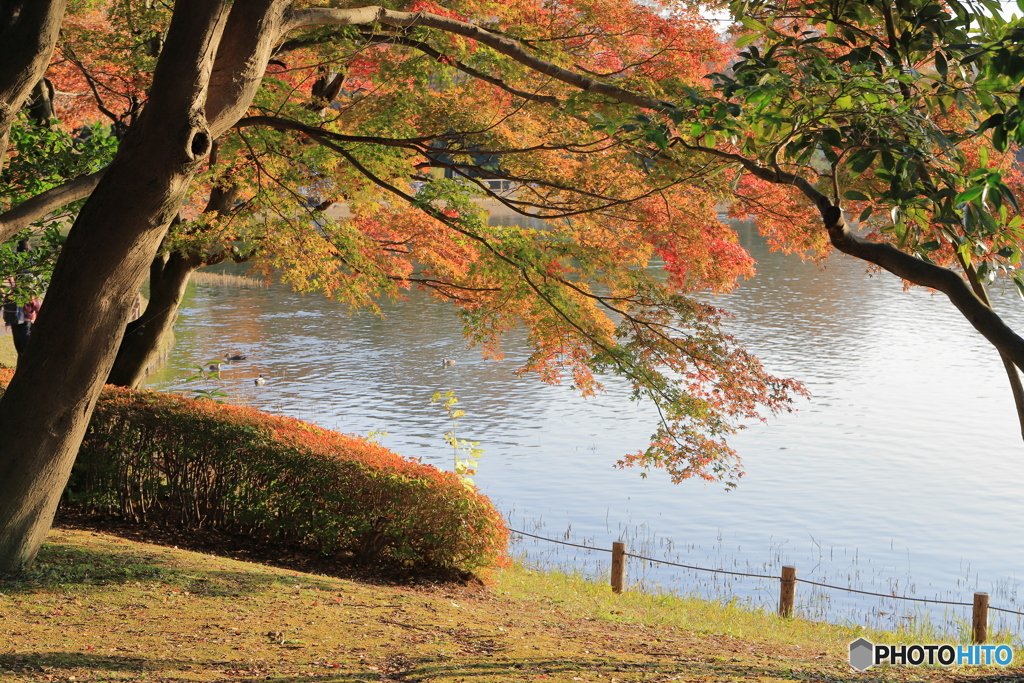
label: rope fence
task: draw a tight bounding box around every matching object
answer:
[509,527,1024,643]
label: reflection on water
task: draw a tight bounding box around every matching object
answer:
[147,225,1024,635]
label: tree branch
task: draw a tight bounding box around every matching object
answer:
[285,6,677,112]
[206,0,293,139]
[0,0,67,173]
[360,33,560,106]
[0,170,105,242]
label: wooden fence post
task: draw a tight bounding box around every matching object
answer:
[779,565,797,618]
[611,542,626,594]
[973,592,989,644]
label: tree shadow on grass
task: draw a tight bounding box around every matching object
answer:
[0,539,340,597]
[52,511,480,588]
[251,656,939,683]
[0,651,366,681]
[3,650,998,682]
[0,652,835,683]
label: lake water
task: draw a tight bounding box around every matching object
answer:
[146,223,1024,638]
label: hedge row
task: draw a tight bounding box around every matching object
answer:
[2,369,507,570]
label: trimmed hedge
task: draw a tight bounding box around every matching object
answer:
[0,368,506,570]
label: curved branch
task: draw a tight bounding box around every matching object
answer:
[285,6,677,112]
[825,210,1024,369]
[0,170,105,242]
[676,139,1024,368]
[360,33,560,106]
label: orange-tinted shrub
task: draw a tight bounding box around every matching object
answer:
[55,383,507,571]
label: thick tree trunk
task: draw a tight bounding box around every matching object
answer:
[0,0,231,572]
[107,180,242,388]
[0,1,66,173]
[107,251,203,389]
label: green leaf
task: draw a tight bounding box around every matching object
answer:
[993,125,1007,152]
[848,150,877,174]
[843,190,870,201]
[740,16,768,32]
[1012,275,1024,300]
[958,242,973,269]
[735,32,760,48]
[935,51,948,79]
[955,186,985,204]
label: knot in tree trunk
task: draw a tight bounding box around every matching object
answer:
[185,124,212,161]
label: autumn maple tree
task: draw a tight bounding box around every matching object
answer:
[3,0,1024,573]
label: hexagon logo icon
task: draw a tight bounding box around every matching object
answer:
[849,638,874,671]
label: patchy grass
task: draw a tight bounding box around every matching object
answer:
[0,528,1019,682]
[0,329,16,368]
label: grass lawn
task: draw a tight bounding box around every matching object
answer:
[0,328,17,368]
[1,528,1019,682]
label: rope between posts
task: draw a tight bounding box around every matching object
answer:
[625,551,772,580]
[511,528,611,552]
[509,527,1024,617]
[795,578,971,607]
[990,605,1024,616]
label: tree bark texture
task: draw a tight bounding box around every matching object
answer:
[0,0,231,572]
[0,0,66,173]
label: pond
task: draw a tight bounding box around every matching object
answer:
[146,222,1024,637]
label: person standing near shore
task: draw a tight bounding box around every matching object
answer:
[2,240,42,356]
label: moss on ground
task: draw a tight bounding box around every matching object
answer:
[0,528,1018,682]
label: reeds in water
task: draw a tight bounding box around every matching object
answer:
[190,272,267,288]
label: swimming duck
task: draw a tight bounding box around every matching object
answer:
[224,353,248,362]
[442,358,455,367]
[254,374,266,386]
[207,362,222,372]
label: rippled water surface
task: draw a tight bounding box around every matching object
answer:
[147,225,1024,635]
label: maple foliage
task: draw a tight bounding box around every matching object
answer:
[6,0,1024,489]
[48,0,800,485]
[8,0,1024,578]
[0,0,854,489]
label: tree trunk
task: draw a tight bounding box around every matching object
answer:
[0,0,231,572]
[26,77,55,125]
[958,255,1024,441]
[106,179,243,388]
[106,250,203,389]
[0,0,66,173]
